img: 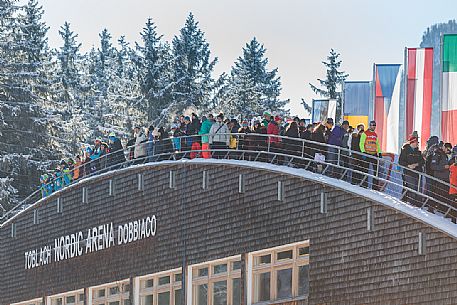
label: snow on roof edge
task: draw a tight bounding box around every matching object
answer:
[2,159,456,240]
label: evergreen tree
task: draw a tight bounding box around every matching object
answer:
[171,13,217,117]
[0,0,53,207]
[54,22,90,154]
[223,37,285,117]
[309,49,348,122]
[133,18,172,124]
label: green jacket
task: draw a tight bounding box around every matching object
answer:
[199,120,214,143]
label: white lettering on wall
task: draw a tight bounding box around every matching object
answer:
[24,215,157,269]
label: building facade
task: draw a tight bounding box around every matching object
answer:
[2,160,457,305]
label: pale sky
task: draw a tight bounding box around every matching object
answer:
[39,0,457,117]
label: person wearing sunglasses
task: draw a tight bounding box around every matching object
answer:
[359,120,382,190]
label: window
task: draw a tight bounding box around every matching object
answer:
[192,256,242,305]
[91,280,130,305]
[49,290,84,305]
[139,268,182,305]
[251,241,310,304]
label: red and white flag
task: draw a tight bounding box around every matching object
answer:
[405,47,433,150]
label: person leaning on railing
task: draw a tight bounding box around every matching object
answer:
[209,113,230,159]
[359,120,382,191]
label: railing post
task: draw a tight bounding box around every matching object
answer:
[417,173,422,192]
[267,135,271,153]
[376,157,380,177]
[301,141,305,158]
[337,147,341,167]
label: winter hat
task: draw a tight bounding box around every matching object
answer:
[242,120,248,127]
[217,113,224,119]
[184,116,191,121]
[263,111,271,117]
[408,136,418,143]
[411,131,419,138]
[108,132,116,138]
[274,115,281,122]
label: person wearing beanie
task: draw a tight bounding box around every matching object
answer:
[399,136,424,206]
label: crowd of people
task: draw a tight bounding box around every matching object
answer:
[39,111,457,219]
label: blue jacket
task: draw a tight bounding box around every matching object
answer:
[327,126,346,147]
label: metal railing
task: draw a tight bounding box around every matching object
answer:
[1,132,456,227]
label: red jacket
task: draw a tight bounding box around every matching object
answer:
[267,122,280,143]
[450,164,457,195]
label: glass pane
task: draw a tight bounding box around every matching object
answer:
[175,289,183,305]
[175,273,183,282]
[198,267,208,277]
[158,291,170,305]
[213,264,228,274]
[232,261,242,271]
[277,250,293,260]
[53,299,62,305]
[142,295,153,305]
[159,276,171,285]
[213,280,227,305]
[255,272,270,302]
[196,284,208,305]
[276,268,293,299]
[124,300,131,305]
[256,254,271,265]
[79,294,85,302]
[110,286,120,295]
[109,302,120,305]
[232,278,241,305]
[66,296,76,304]
[144,279,154,288]
[124,283,130,292]
[97,289,106,298]
[298,246,310,256]
[298,265,310,295]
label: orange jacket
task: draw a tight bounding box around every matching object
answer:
[73,161,81,180]
[450,164,457,195]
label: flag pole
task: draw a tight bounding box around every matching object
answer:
[439,34,444,140]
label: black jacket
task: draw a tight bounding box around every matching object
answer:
[430,149,450,182]
[399,144,424,174]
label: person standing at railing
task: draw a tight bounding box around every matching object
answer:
[399,136,424,207]
[133,126,147,164]
[430,143,451,210]
[284,121,300,166]
[359,120,382,191]
[449,156,457,222]
[73,155,82,180]
[267,116,283,165]
[209,113,230,159]
[199,113,214,159]
[326,119,349,177]
[108,132,125,167]
[350,124,365,185]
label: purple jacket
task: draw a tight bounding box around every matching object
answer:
[327,126,345,147]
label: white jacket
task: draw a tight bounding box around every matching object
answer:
[134,132,147,158]
[209,122,230,145]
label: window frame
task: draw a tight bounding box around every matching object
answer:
[48,289,85,305]
[11,298,43,305]
[191,255,242,305]
[249,241,310,304]
[90,279,130,305]
[138,268,183,305]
